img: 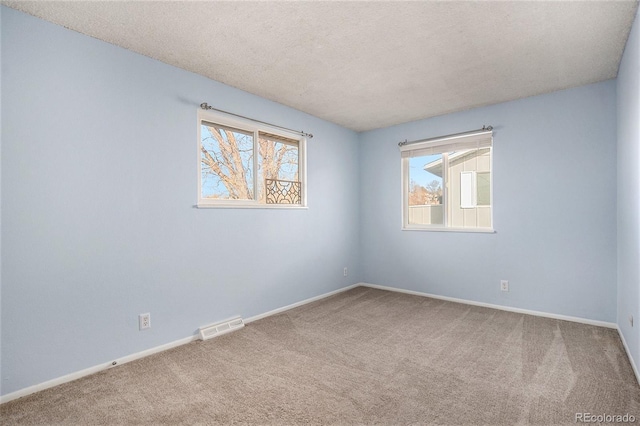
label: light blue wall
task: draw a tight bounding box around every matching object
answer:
[0,7,361,396]
[0,4,631,399]
[360,81,618,323]
[617,7,640,372]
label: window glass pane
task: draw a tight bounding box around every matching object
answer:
[447,148,491,228]
[408,154,444,225]
[258,133,300,204]
[402,132,492,230]
[200,123,254,200]
[477,172,491,206]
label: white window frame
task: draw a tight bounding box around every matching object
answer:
[400,129,494,233]
[197,109,307,209]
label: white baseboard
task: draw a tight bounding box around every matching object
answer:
[360,283,617,329]
[0,283,360,405]
[0,335,198,405]
[363,283,640,385]
[244,283,360,323]
[617,326,640,386]
[1,282,622,404]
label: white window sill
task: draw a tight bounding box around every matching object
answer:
[402,226,495,234]
[195,203,308,210]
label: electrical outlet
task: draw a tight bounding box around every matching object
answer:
[630,315,634,327]
[500,280,509,292]
[343,267,348,277]
[139,313,151,330]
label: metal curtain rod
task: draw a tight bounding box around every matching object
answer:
[200,103,313,139]
[398,125,493,147]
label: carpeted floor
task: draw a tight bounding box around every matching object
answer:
[2,287,639,425]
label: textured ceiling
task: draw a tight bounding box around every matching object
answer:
[4,1,638,132]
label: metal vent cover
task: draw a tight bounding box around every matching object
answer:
[198,317,245,341]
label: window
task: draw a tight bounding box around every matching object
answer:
[401,130,493,231]
[197,110,306,208]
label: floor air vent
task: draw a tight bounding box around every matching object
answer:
[198,317,245,341]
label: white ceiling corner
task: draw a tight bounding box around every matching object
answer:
[3,0,638,132]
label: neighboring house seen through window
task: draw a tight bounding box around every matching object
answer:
[401,129,493,231]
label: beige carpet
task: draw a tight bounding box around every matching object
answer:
[2,287,639,425]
